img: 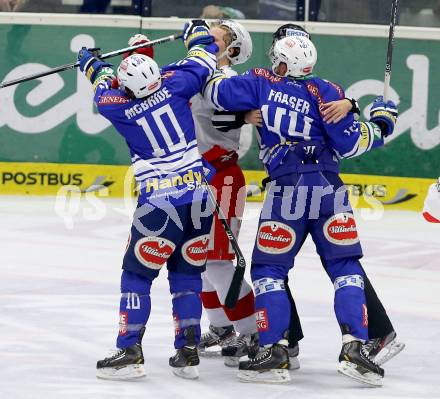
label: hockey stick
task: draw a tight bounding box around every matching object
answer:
[202,176,247,309]
[0,33,182,89]
[383,0,399,102]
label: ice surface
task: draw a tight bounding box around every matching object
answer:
[1,196,439,399]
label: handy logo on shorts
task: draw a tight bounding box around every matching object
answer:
[257,221,295,254]
[181,235,210,266]
[256,308,269,332]
[134,237,175,270]
[323,213,359,246]
[119,312,128,336]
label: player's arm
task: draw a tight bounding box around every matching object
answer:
[314,81,397,159]
[162,20,218,97]
[203,70,260,112]
[320,97,360,123]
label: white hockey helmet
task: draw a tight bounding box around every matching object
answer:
[217,19,252,65]
[270,36,317,78]
[117,54,161,98]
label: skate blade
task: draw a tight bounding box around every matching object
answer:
[338,361,382,387]
[288,356,300,370]
[172,365,199,380]
[237,369,291,384]
[96,364,146,381]
[198,346,222,357]
[375,341,405,366]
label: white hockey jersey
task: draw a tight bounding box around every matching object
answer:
[423,180,440,223]
[191,65,241,155]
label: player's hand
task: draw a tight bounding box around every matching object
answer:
[320,99,352,123]
[182,19,214,49]
[123,33,154,59]
[77,47,112,82]
[77,47,96,71]
[245,109,263,127]
[369,96,398,137]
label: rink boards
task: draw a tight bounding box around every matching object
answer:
[0,161,433,211]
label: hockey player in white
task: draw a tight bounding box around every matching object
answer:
[192,20,259,366]
[423,178,440,223]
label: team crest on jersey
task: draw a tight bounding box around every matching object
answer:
[119,312,128,336]
[256,308,269,331]
[323,213,359,246]
[134,237,176,269]
[181,235,210,266]
[252,68,282,83]
[257,221,295,254]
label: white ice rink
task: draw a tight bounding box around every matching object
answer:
[1,196,439,399]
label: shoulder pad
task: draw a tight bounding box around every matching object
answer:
[251,68,283,83]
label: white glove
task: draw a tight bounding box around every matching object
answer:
[128,33,149,46]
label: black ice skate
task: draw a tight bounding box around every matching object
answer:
[364,331,405,366]
[237,340,290,383]
[197,324,235,357]
[287,341,300,370]
[338,339,384,387]
[170,327,200,379]
[96,328,146,380]
[221,332,259,367]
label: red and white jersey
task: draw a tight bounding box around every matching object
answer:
[423,180,440,223]
[191,65,241,155]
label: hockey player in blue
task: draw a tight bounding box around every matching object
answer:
[77,20,219,381]
[205,35,398,386]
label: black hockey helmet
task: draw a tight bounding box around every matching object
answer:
[271,23,311,45]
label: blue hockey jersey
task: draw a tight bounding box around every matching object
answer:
[205,68,383,177]
[93,46,217,205]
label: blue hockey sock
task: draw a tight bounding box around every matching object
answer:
[252,264,290,345]
[326,258,368,341]
[116,270,153,348]
[169,271,202,349]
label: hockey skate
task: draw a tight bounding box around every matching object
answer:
[222,333,259,367]
[169,345,200,379]
[170,327,200,379]
[197,324,236,357]
[96,343,146,380]
[365,331,405,366]
[237,340,290,384]
[287,341,300,370]
[338,339,384,387]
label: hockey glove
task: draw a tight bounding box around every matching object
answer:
[369,96,398,137]
[78,47,112,83]
[211,110,246,132]
[182,19,214,49]
[123,33,154,59]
